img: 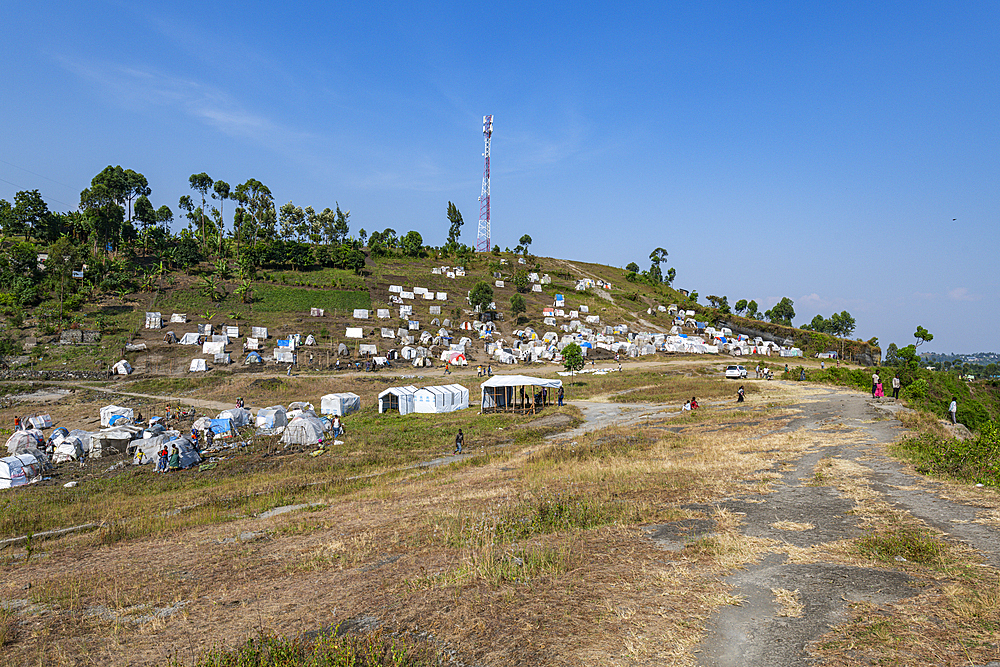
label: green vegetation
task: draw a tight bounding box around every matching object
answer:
[893,421,1000,486]
[252,285,370,313]
[856,525,949,566]
[173,631,440,667]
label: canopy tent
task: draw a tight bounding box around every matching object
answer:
[480,375,563,413]
[256,406,287,430]
[378,385,417,415]
[320,393,361,417]
[280,415,327,446]
[100,405,134,428]
[413,384,469,414]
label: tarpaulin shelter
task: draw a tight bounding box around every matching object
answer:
[440,350,467,366]
[163,331,178,344]
[113,359,133,375]
[52,435,84,463]
[209,418,232,434]
[145,312,162,329]
[218,407,251,428]
[100,405,133,428]
[5,430,43,455]
[225,326,239,338]
[480,375,562,414]
[0,454,39,488]
[198,324,213,335]
[179,333,200,345]
[304,334,316,345]
[320,393,361,417]
[134,436,200,468]
[413,384,469,414]
[203,341,225,355]
[129,434,170,464]
[281,415,327,446]
[378,385,417,415]
[256,406,287,430]
[245,351,263,364]
[251,326,268,339]
[274,349,295,363]
[90,426,141,458]
[214,353,231,365]
[189,359,208,372]
[170,313,187,323]
[28,414,53,430]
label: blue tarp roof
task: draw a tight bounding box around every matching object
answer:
[209,418,231,434]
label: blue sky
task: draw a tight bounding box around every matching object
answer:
[2,2,998,353]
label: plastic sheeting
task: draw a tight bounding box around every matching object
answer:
[320,393,361,416]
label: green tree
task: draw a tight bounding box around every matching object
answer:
[518,234,532,256]
[332,204,350,244]
[279,201,305,241]
[232,179,274,254]
[510,293,526,322]
[914,326,933,348]
[212,180,230,255]
[665,267,676,286]
[885,343,900,366]
[648,247,668,283]
[189,173,214,246]
[734,299,748,315]
[402,230,423,257]
[625,262,640,274]
[12,189,51,241]
[746,300,759,319]
[469,280,494,312]
[562,342,585,374]
[830,311,856,337]
[446,202,464,250]
[513,268,530,293]
[492,245,500,255]
[765,297,795,326]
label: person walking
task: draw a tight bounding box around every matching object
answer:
[949,396,958,424]
[557,386,564,406]
[454,429,464,454]
[871,371,880,399]
[892,375,901,400]
[737,385,745,402]
[13,416,20,432]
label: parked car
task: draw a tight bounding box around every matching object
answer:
[725,364,747,379]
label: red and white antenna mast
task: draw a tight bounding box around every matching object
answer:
[476,115,493,253]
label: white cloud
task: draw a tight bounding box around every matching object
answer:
[947,287,978,302]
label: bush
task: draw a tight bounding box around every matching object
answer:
[902,378,929,401]
[894,421,1000,486]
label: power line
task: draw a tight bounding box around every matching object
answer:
[0,176,77,210]
[0,158,77,191]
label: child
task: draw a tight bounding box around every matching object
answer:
[737,386,745,403]
[690,396,699,409]
[454,429,464,454]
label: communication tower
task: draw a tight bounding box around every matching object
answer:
[476,115,493,252]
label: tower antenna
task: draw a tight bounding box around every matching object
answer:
[477,115,493,253]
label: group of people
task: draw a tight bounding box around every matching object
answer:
[754,364,773,380]
[476,365,493,377]
[871,372,902,400]
[155,444,181,473]
[682,396,700,411]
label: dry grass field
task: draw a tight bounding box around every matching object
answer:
[1,358,998,666]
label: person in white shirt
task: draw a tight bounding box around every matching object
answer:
[892,375,901,400]
[949,397,957,424]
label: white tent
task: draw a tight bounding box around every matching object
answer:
[274,349,295,363]
[251,326,268,339]
[27,414,53,430]
[256,406,288,430]
[170,313,187,323]
[281,415,327,445]
[145,312,162,329]
[217,407,251,428]
[321,392,361,416]
[100,405,134,427]
[113,359,133,375]
[480,375,562,412]
[304,334,316,346]
[378,385,417,415]
[203,341,225,355]
[359,344,378,356]
[189,358,208,372]
[133,436,200,468]
[413,384,469,414]
[129,434,170,464]
[225,325,239,338]
[179,333,201,345]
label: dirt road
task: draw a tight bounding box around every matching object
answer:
[687,383,1000,666]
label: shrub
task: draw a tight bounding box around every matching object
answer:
[902,378,929,401]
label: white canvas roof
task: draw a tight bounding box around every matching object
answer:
[378,385,417,415]
[179,333,201,345]
[413,384,469,414]
[217,407,251,428]
[251,326,268,339]
[0,454,37,488]
[189,358,208,372]
[5,430,42,455]
[113,359,133,375]
[480,375,563,410]
[321,392,361,416]
[170,313,187,323]
[203,341,225,354]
